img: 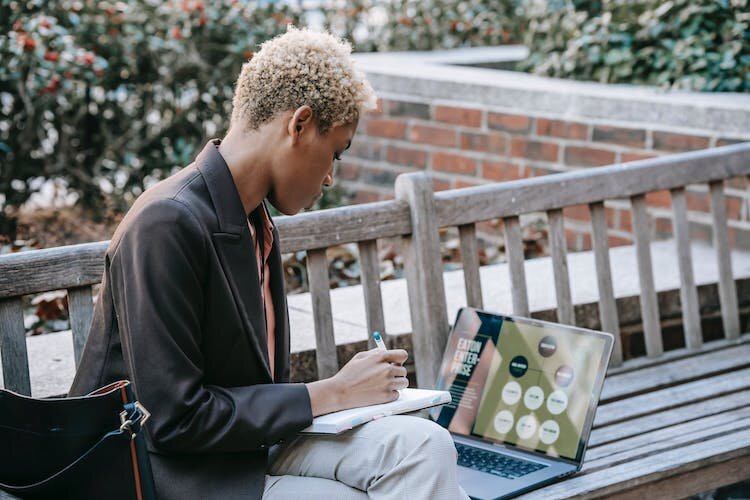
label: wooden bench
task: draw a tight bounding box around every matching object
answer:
[1,143,749,498]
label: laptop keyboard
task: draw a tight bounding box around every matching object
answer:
[456,443,547,480]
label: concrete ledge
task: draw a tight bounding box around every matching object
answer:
[353,47,750,136]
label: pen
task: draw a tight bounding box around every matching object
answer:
[372,331,387,351]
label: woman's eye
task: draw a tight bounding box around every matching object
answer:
[334,152,342,161]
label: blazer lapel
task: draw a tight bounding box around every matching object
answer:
[267,222,290,382]
[195,141,273,382]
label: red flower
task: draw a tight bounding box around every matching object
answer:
[19,34,36,51]
[82,53,95,65]
[41,76,60,94]
[195,1,204,12]
[13,20,23,31]
[44,51,59,62]
[40,18,51,29]
[171,26,182,39]
[198,13,207,27]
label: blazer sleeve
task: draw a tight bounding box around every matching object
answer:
[109,198,313,454]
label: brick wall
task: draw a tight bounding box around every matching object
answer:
[337,95,750,251]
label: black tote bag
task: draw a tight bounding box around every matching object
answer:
[0,380,156,500]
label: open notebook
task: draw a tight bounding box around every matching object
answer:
[301,388,452,434]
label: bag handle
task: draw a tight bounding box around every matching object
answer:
[0,400,150,493]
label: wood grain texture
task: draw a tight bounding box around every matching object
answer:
[589,389,750,448]
[0,298,31,395]
[602,454,750,500]
[631,195,663,357]
[520,430,750,499]
[594,366,750,427]
[458,224,483,309]
[709,181,741,339]
[670,188,703,349]
[0,241,107,298]
[305,249,338,379]
[601,342,750,402]
[586,406,750,467]
[395,173,449,389]
[590,202,622,365]
[277,200,411,253]
[503,216,529,316]
[547,209,574,325]
[357,239,386,349]
[434,143,750,228]
[67,286,94,366]
[606,334,750,377]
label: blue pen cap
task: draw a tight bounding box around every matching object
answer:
[373,331,382,342]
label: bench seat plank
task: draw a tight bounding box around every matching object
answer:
[589,388,750,447]
[585,405,750,469]
[600,342,750,402]
[594,366,750,427]
[521,428,750,499]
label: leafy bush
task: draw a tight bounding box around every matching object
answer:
[520,0,750,91]
[0,0,299,236]
[322,0,522,52]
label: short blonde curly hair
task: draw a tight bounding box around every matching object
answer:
[231,26,377,134]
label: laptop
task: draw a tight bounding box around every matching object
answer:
[431,307,614,500]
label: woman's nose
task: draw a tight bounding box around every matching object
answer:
[323,172,333,187]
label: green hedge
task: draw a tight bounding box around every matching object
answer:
[520,0,750,91]
[2,0,748,236]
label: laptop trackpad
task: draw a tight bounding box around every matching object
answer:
[458,465,515,500]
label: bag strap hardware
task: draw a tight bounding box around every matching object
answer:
[119,401,151,440]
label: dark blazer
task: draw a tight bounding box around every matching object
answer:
[69,141,313,500]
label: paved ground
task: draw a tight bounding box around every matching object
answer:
[7,239,750,397]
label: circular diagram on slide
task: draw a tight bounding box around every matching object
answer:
[494,410,514,434]
[523,386,544,410]
[509,355,528,378]
[546,390,568,415]
[540,420,560,445]
[554,365,575,387]
[501,381,522,405]
[516,415,538,440]
[538,336,557,357]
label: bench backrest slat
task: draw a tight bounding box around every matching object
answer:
[709,180,741,339]
[433,144,750,227]
[357,240,386,350]
[396,173,449,389]
[590,201,622,364]
[670,187,703,349]
[277,200,411,253]
[0,241,107,299]
[631,194,664,358]
[547,208,575,325]
[67,285,94,366]
[503,216,530,317]
[458,223,483,310]
[0,298,31,394]
[306,248,338,379]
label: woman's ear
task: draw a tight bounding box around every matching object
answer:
[288,105,314,144]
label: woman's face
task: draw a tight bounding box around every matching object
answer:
[269,115,357,215]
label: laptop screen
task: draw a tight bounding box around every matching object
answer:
[432,308,612,462]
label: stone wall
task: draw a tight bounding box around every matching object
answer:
[339,48,750,251]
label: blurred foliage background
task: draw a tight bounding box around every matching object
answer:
[1,0,748,238]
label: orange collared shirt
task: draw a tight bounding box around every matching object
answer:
[248,204,275,380]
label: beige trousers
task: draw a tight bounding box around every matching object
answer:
[262,415,470,499]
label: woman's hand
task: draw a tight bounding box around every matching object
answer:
[306,348,409,417]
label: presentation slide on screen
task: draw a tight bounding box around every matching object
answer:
[434,309,606,460]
